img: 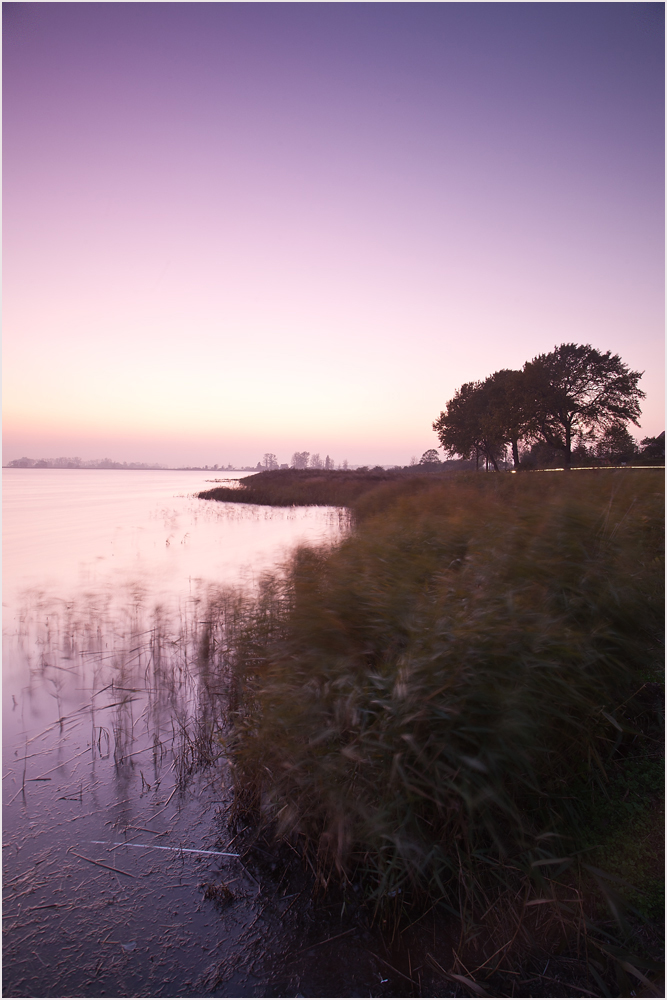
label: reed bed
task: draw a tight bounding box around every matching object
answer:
[218,472,663,929]
[198,467,450,507]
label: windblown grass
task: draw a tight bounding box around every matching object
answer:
[221,471,663,927]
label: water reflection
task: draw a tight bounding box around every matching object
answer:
[3,471,349,997]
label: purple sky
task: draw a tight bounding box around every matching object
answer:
[4,2,664,466]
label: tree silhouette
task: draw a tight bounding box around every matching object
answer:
[434,345,644,470]
[595,425,638,464]
[638,432,665,465]
[433,379,513,471]
[524,344,644,467]
[483,369,533,468]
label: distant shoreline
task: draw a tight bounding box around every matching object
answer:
[2,465,253,472]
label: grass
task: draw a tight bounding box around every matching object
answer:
[200,470,663,988]
[583,752,664,921]
[199,465,665,511]
[198,467,458,507]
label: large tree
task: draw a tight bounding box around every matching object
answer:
[433,379,508,471]
[433,369,531,470]
[482,369,533,468]
[523,344,644,467]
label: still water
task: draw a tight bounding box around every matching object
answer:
[3,470,348,997]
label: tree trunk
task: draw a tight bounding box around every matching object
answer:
[511,438,520,468]
[482,440,500,472]
[564,423,572,468]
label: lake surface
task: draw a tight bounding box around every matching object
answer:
[3,470,349,997]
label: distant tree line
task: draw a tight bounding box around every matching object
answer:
[4,456,166,470]
[433,343,662,470]
[288,452,338,470]
[257,453,344,470]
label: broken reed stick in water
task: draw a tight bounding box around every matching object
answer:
[90,840,240,857]
[145,785,177,821]
[68,849,135,877]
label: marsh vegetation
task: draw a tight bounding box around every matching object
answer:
[4,468,663,996]
[201,468,664,996]
[199,466,472,509]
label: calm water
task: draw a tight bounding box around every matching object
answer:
[3,470,349,998]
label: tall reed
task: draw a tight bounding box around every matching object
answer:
[222,472,663,912]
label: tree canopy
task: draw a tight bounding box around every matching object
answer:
[523,344,644,466]
[433,380,503,470]
[433,368,533,471]
[434,344,647,469]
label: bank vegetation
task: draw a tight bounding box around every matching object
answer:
[200,469,663,993]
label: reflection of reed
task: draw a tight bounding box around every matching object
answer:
[6,578,243,799]
[3,494,350,999]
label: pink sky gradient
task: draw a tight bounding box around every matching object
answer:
[4,3,664,467]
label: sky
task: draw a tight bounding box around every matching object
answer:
[3,2,664,468]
